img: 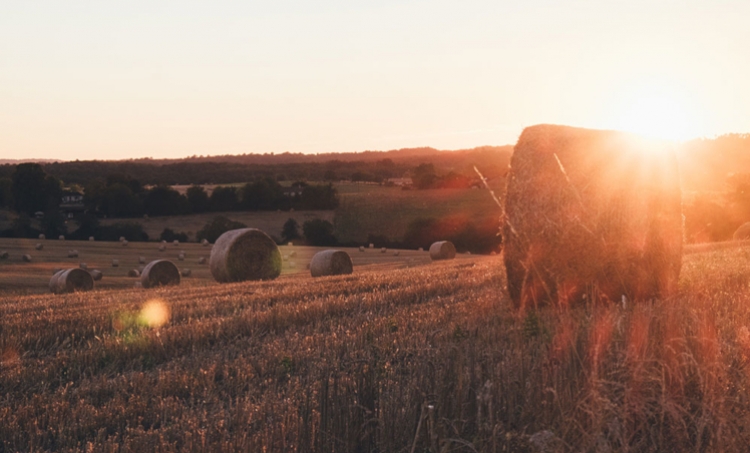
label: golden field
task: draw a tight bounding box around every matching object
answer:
[2,241,750,451]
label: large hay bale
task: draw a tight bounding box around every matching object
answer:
[22,254,32,262]
[503,124,682,307]
[35,243,43,251]
[49,268,94,294]
[141,259,181,288]
[310,250,353,277]
[429,241,456,260]
[733,222,750,240]
[209,228,282,283]
[0,251,8,260]
[90,269,103,281]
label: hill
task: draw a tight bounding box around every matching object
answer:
[2,245,750,451]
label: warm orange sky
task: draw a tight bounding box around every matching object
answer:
[1,1,748,160]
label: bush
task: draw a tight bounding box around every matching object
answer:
[403,216,501,253]
[196,216,247,243]
[160,228,189,243]
[98,222,149,242]
[281,218,301,243]
[303,219,337,246]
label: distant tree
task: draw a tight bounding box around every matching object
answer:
[323,169,337,181]
[281,218,301,243]
[97,222,149,242]
[160,228,189,243]
[196,216,247,243]
[40,210,67,238]
[412,163,438,189]
[106,173,143,194]
[144,186,189,216]
[11,163,62,215]
[299,184,339,210]
[186,185,210,213]
[303,219,337,246]
[100,183,144,218]
[209,186,239,212]
[10,213,38,238]
[0,178,11,208]
[70,214,100,240]
[240,178,285,210]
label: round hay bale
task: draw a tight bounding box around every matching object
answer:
[137,265,145,273]
[111,259,119,268]
[173,240,179,246]
[141,259,181,288]
[158,245,166,252]
[134,281,143,289]
[359,246,365,252]
[181,268,192,277]
[128,268,141,277]
[310,250,353,277]
[503,124,682,307]
[161,240,167,244]
[67,250,79,258]
[198,256,206,265]
[290,251,297,258]
[369,243,374,248]
[58,235,65,241]
[288,242,293,246]
[0,251,8,260]
[289,261,296,268]
[178,252,185,261]
[381,247,387,253]
[79,262,88,270]
[49,268,94,294]
[89,236,95,241]
[39,234,46,240]
[418,247,424,252]
[733,222,750,240]
[90,269,103,281]
[430,241,456,261]
[119,236,126,242]
[282,254,289,261]
[393,250,400,256]
[209,228,282,283]
[202,239,209,246]
[122,240,129,247]
[22,254,32,262]
[139,256,146,264]
[35,243,43,251]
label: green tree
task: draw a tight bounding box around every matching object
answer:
[303,219,337,246]
[281,218,301,243]
[196,216,247,243]
[11,163,62,215]
[144,186,189,216]
[186,185,210,213]
[240,178,285,210]
[0,178,11,208]
[209,186,239,212]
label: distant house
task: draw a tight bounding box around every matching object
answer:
[60,190,85,213]
[386,177,413,187]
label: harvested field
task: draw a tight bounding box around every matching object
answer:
[2,245,750,451]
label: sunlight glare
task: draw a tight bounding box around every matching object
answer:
[139,299,170,328]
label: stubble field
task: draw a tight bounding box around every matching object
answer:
[2,242,750,451]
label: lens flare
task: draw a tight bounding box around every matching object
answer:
[139,299,170,328]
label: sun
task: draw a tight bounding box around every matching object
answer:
[604,82,701,142]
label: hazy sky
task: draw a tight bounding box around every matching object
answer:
[1,0,748,160]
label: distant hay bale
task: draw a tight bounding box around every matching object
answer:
[49,268,94,294]
[140,259,181,288]
[0,251,8,260]
[128,268,141,277]
[430,241,456,261]
[39,234,46,240]
[418,247,424,252]
[290,251,297,257]
[79,262,87,270]
[181,268,192,277]
[198,257,206,264]
[90,269,103,281]
[139,256,146,264]
[122,240,129,247]
[67,250,79,258]
[137,265,145,273]
[503,124,683,307]
[161,240,167,244]
[173,240,179,246]
[22,254,32,262]
[89,236,95,241]
[158,245,166,252]
[58,235,65,241]
[359,246,365,252]
[381,247,387,253]
[178,252,185,261]
[282,254,289,261]
[733,222,750,240]
[310,250,353,277]
[202,239,209,246]
[209,228,282,283]
[289,261,295,268]
[393,250,400,256]
[119,236,126,242]
[369,243,374,248]
[134,281,143,289]
[35,243,43,251]
[111,259,119,268]
[288,242,293,246]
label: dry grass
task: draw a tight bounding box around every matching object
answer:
[2,246,750,451]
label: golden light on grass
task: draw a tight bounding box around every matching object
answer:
[138,299,170,328]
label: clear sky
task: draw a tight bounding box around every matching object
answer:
[1,0,748,160]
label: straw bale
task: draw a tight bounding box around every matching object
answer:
[359,246,365,252]
[369,243,374,248]
[158,245,166,252]
[22,254,32,262]
[89,236,95,241]
[111,259,119,267]
[310,250,353,277]
[503,124,683,308]
[35,243,43,251]
[202,239,209,246]
[429,241,456,260]
[90,269,103,281]
[290,251,297,257]
[122,240,129,247]
[393,250,400,256]
[198,257,206,264]
[137,265,145,273]
[173,240,179,246]
[381,247,387,253]
[59,235,65,240]
[178,252,185,261]
[79,263,87,270]
[140,259,181,288]
[733,222,750,240]
[288,242,293,246]
[0,251,8,260]
[161,240,167,244]
[67,250,79,258]
[128,269,141,277]
[418,247,424,252]
[39,234,46,240]
[49,268,94,294]
[181,268,192,277]
[119,236,126,242]
[139,256,146,264]
[209,228,282,283]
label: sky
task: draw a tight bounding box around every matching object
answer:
[1,0,749,161]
